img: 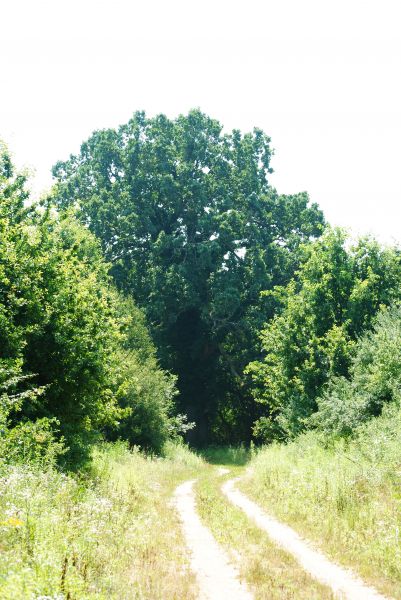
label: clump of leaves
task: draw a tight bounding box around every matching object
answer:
[313,303,401,436]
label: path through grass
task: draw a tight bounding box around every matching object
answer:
[241,432,401,599]
[0,442,202,599]
[196,449,334,599]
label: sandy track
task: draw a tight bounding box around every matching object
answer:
[222,478,389,600]
[174,480,253,600]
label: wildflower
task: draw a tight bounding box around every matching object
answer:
[1,516,24,527]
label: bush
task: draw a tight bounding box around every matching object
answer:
[0,145,183,466]
[248,229,401,441]
[0,360,65,468]
[112,351,178,453]
[314,304,401,436]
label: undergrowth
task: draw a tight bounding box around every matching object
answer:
[0,442,202,600]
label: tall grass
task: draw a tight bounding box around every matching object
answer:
[242,404,401,598]
[201,445,251,466]
[0,442,203,599]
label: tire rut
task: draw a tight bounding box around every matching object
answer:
[222,478,390,600]
[174,480,253,600]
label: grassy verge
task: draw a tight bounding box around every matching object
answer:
[241,408,401,599]
[196,449,334,599]
[0,441,203,600]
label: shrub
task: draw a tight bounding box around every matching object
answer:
[0,360,65,468]
[248,229,401,441]
[0,145,183,466]
[314,304,401,436]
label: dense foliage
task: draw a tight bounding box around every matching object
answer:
[3,109,401,456]
[0,145,179,465]
[51,109,325,443]
[314,304,401,436]
[247,228,401,441]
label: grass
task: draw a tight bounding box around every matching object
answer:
[0,441,203,600]
[3,429,400,599]
[201,445,251,466]
[241,406,401,599]
[196,450,334,599]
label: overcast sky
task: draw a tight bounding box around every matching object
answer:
[1,0,400,244]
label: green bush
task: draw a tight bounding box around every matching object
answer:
[247,229,401,441]
[107,296,193,452]
[0,145,182,466]
[0,360,65,468]
[112,351,178,452]
[314,304,401,436]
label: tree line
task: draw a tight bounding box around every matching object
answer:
[0,142,185,468]
[1,110,401,466]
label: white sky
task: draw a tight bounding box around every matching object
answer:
[1,0,400,244]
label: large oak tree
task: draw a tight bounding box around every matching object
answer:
[51,110,324,443]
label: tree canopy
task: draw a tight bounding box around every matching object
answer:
[51,110,325,443]
[247,228,401,441]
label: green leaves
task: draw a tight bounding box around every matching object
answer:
[248,228,401,441]
[51,110,324,443]
[0,147,181,464]
[314,304,401,437]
